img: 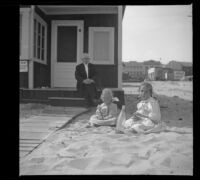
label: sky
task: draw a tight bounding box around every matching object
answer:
[122,5,192,64]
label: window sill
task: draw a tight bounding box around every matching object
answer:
[32,58,47,65]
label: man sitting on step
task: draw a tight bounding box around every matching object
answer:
[75,53,98,107]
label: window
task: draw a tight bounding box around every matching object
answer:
[33,13,47,64]
[57,26,77,62]
[89,27,114,64]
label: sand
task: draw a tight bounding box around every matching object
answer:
[20,81,193,175]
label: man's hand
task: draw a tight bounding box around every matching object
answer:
[83,78,94,84]
[89,79,94,83]
[83,79,90,84]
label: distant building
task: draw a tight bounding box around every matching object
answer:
[165,61,192,76]
[143,60,163,77]
[148,67,185,81]
[123,61,145,81]
[173,70,185,80]
[123,60,190,81]
[163,68,174,81]
[181,63,193,76]
[165,60,182,70]
[148,67,165,81]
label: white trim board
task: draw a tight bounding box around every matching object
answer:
[37,5,118,15]
[118,6,123,89]
[20,8,31,60]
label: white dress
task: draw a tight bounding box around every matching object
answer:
[89,102,118,126]
[123,97,161,133]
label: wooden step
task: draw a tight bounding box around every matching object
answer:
[48,97,86,107]
[20,99,50,104]
[20,88,125,105]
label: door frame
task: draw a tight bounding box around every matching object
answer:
[51,20,84,87]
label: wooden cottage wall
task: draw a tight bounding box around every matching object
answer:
[34,6,51,88]
[48,13,118,88]
[20,72,28,88]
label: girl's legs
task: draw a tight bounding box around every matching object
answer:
[116,117,134,133]
[85,115,97,128]
[116,117,141,134]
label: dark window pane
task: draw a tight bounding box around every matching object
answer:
[38,22,41,34]
[41,49,44,60]
[34,19,36,32]
[37,47,40,59]
[42,25,45,37]
[34,45,36,58]
[34,19,37,58]
[38,35,40,47]
[57,26,77,62]
[34,32,36,57]
[42,37,44,49]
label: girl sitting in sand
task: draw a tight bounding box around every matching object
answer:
[86,88,119,127]
[116,82,162,134]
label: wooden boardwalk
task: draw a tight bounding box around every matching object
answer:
[20,107,87,159]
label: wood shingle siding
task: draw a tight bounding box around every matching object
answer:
[20,72,28,88]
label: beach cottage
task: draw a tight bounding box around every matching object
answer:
[20,5,126,106]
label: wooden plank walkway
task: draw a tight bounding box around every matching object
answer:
[20,107,87,159]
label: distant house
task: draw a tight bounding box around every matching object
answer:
[148,67,185,81]
[143,60,162,77]
[148,67,165,81]
[173,70,185,80]
[180,62,193,76]
[165,61,192,76]
[123,61,145,81]
[163,68,174,81]
[165,60,182,70]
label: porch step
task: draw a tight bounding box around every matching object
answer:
[20,88,125,106]
[20,99,50,104]
[48,97,85,107]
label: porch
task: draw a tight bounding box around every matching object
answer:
[20,5,124,89]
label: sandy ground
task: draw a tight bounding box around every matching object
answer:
[20,81,193,175]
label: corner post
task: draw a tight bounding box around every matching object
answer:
[28,5,35,89]
[118,6,123,89]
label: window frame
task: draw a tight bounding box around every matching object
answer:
[89,27,114,65]
[32,13,47,65]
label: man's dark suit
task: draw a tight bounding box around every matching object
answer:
[75,63,97,106]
